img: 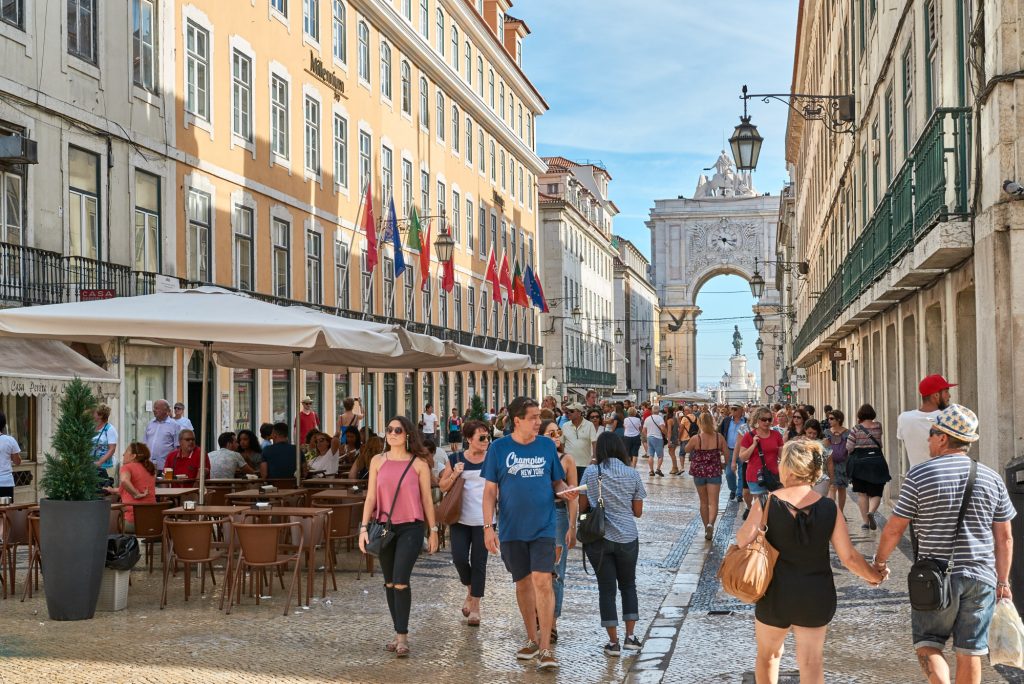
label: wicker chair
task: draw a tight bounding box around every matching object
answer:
[161,519,223,607]
[226,521,303,616]
[131,501,174,572]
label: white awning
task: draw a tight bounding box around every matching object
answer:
[0,338,118,397]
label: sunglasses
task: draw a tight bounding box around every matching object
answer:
[758,417,771,423]
[476,434,491,442]
[928,428,944,438]
[386,426,405,435]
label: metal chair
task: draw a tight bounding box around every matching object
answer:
[1,506,30,599]
[226,521,303,616]
[21,513,41,601]
[161,519,223,607]
[313,501,367,581]
[131,501,174,572]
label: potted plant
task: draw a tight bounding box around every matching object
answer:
[38,378,110,621]
[469,394,486,421]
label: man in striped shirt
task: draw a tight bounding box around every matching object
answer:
[873,404,1015,684]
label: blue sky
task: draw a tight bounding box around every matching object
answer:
[522,0,797,387]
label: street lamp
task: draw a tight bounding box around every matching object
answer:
[641,342,652,355]
[755,337,764,353]
[434,229,455,264]
[614,326,623,344]
[757,350,764,360]
[749,268,766,298]
[729,86,764,172]
[571,304,582,327]
[753,312,764,332]
[667,354,674,370]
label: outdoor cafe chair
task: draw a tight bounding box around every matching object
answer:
[226,521,303,617]
[1,506,30,599]
[21,513,40,601]
[132,501,174,572]
[313,501,366,582]
[161,520,223,607]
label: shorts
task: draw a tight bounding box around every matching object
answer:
[912,575,996,656]
[647,437,665,458]
[500,537,556,582]
[851,478,885,498]
[693,475,722,486]
[746,480,769,495]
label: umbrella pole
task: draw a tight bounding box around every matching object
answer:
[198,341,212,505]
[293,351,302,487]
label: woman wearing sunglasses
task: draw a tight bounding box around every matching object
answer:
[541,419,578,645]
[738,408,785,519]
[438,419,493,626]
[359,416,439,658]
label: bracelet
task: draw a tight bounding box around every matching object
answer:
[359,524,368,531]
[997,581,1011,588]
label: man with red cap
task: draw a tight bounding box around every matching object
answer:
[896,374,956,470]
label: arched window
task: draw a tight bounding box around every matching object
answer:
[452,105,460,152]
[436,91,445,141]
[332,0,346,64]
[518,103,523,137]
[400,61,411,114]
[489,141,495,181]
[488,69,494,108]
[464,41,472,83]
[357,21,370,83]
[465,116,473,162]
[478,128,485,173]
[476,57,483,97]
[499,149,506,189]
[379,41,392,100]
[419,76,429,128]
[435,9,444,54]
[451,26,459,70]
[499,82,505,116]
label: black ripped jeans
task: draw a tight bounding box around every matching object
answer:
[379,521,424,635]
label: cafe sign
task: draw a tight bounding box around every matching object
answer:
[307,51,346,101]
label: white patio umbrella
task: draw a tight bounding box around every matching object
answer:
[0,287,410,497]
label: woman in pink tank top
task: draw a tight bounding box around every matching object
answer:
[358,416,438,658]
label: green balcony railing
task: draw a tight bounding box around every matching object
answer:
[890,160,915,261]
[566,367,617,387]
[912,107,971,235]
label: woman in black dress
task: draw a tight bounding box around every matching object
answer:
[734,439,885,683]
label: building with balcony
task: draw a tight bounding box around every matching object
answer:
[612,236,660,401]
[538,157,617,398]
[0,0,547,477]
[782,0,1020,477]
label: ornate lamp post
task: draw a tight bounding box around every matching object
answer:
[729,86,764,172]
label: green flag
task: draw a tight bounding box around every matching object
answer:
[407,207,422,250]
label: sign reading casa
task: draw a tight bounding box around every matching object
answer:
[307,51,345,101]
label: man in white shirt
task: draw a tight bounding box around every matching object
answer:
[420,403,438,440]
[207,431,256,479]
[173,402,194,431]
[896,374,955,470]
[560,403,597,480]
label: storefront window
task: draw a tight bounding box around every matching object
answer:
[272,369,291,425]
[334,371,351,417]
[0,395,35,460]
[305,370,322,420]
[233,369,256,433]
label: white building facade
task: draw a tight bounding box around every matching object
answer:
[613,236,660,401]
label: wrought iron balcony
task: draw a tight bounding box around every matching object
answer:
[565,367,617,387]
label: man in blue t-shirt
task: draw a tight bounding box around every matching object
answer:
[483,396,576,671]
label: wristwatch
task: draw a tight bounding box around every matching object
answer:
[429,524,439,532]
[483,524,494,530]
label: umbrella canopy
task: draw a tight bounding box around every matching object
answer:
[659,390,713,403]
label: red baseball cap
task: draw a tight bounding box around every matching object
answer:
[919,374,956,396]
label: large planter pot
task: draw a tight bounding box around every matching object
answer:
[39,498,111,621]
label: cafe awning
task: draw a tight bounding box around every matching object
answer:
[0,338,118,397]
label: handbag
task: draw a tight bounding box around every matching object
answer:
[365,457,416,557]
[848,426,891,484]
[576,463,605,545]
[907,459,976,611]
[435,454,467,526]
[755,441,782,491]
[718,494,780,603]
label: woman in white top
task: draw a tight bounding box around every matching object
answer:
[641,407,668,477]
[91,404,118,476]
[307,431,341,476]
[622,408,644,468]
[0,412,22,499]
[438,419,493,626]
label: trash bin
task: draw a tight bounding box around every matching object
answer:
[1006,456,1024,616]
[98,535,141,612]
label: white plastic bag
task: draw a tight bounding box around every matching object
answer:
[989,598,1024,669]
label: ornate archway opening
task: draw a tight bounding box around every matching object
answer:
[692,274,760,403]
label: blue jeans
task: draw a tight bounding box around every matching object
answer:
[553,504,569,618]
[647,436,664,459]
[725,448,738,494]
[912,575,997,656]
[583,537,640,627]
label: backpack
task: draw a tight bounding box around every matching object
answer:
[686,414,699,438]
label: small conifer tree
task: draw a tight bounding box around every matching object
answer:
[469,394,486,421]
[39,378,101,501]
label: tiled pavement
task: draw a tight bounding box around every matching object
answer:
[1,471,1021,683]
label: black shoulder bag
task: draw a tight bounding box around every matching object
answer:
[365,457,416,557]
[907,459,976,611]
[755,440,782,491]
[848,426,892,484]
[576,463,605,544]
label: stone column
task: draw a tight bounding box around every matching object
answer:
[678,305,701,391]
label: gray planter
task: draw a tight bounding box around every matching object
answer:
[39,498,111,621]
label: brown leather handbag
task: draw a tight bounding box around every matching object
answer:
[717,495,780,603]
[435,455,467,526]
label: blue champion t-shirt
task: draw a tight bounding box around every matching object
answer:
[482,434,565,542]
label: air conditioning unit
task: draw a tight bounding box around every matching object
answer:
[0,135,38,165]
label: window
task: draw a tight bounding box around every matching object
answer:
[528,174,533,209]
[464,41,471,83]
[452,106,460,153]
[69,147,100,260]
[306,230,322,304]
[901,44,914,154]
[518,104,524,138]
[333,114,348,188]
[437,180,446,224]
[231,50,253,141]
[436,91,445,141]
[478,128,484,174]
[402,159,413,217]
[270,76,290,159]
[420,170,430,216]
[476,57,483,97]
[357,21,370,83]
[335,238,350,309]
[422,277,432,323]
[452,190,461,242]
[303,0,319,41]
[1,161,24,244]
[271,0,287,15]
[478,200,486,254]
[925,0,939,112]
[465,117,473,163]
[381,144,393,208]
[871,117,880,207]
[272,218,290,298]
[233,204,253,290]
[451,25,459,70]
[465,198,473,250]
[68,0,97,63]
[134,171,160,272]
[361,249,374,313]
[490,212,497,257]
[382,256,395,317]
[454,284,462,330]
[488,69,494,108]
[499,83,505,119]
[271,370,292,426]
[379,41,392,100]
[518,166,524,203]
[358,130,372,193]
[419,77,429,128]
[436,8,444,54]
[133,0,156,90]
[419,0,428,40]
[527,114,533,149]
[304,96,321,175]
[185,21,210,119]
[402,0,411,20]
[2,0,23,29]
[332,0,346,63]
[499,149,506,189]
[489,141,495,182]
[400,61,411,114]
[884,86,895,183]
[468,286,476,331]
[185,188,210,281]
[404,265,415,319]
[439,279,448,327]
[480,288,488,334]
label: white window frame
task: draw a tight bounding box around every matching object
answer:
[186,187,212,282]
[133,0,157,92]
[231,46,254,146]
[270,68,290,162]
[303,0,319,43]
[272,216,291,299]
[400,60,412,116]
[232,201,255,291]
[333,108,349,191]
[303,91,322,179]
[68,0,98,65]
[358,127,372,193]
[332,0,346,65]
[380,40,392,102]
[357,19,370,86]
[401,155,413,218]
[305,227,323,304]
[185,18,211,126]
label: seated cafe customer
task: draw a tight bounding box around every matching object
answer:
[104,443,156,533]
[208,431,256,479]
[165,429,210,479]
[260,422,308,480]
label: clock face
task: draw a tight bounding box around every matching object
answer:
[708,226,738,253]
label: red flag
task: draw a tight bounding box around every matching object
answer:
[533,271,550,313]
[441,225,455,292]
[511,261,529,307]
[485,248,501,302]
[362,185,378,273]
[419,220,433,290]
[498,252,513,302]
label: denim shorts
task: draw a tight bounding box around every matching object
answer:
[746,480,768,495]
[647,437,664,458]
[693,475,722,486]
[912,575,996,656]
[500,537,556,583]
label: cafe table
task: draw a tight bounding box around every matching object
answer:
[310,489,366,504]
[154,487,200,504]
[225,488,306,504]
[301,478,368,489]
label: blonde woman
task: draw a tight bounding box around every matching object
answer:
[684,412,728,540]
[734,440,885,684]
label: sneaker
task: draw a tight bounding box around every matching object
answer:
[705,524,714,541]
[603,641,621,657]
[868,512,877,530]
[742,507,751,521]
[623,635,643,651]
[516,640,540,660]
[537,649,559,670]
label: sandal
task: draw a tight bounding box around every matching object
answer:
[467,610,480,627]
[384,640,399,653]
[550,627,558,644]
[669,469,679,475]
[395,644,410,658]
[462,597,471,618]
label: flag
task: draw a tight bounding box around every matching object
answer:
[441,227,455,293]
[485,247,502,302]
[389,197,407,279]
[407,207,422,250]
[511,261,529,307]
[498,251,513,302]
[419,220,433,290]
[524,264,544,311]
[362,185,378,273]
[532,269,550,313]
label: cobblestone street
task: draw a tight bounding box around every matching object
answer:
[1,470,1021,684]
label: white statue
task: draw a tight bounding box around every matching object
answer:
[693,151,757,199]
